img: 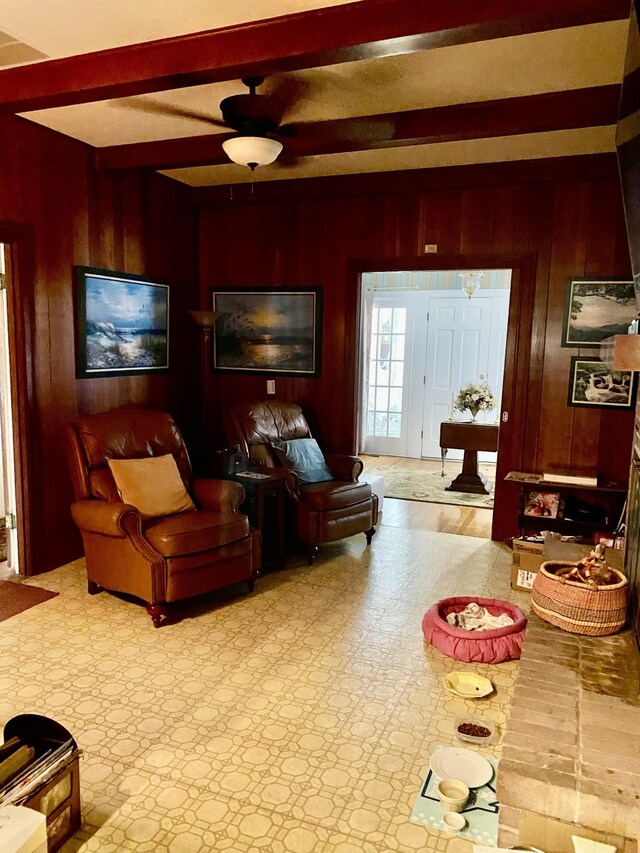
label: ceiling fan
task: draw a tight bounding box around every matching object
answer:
[116,74,395,172]
[218,76,295,170]
[119,76,299,170]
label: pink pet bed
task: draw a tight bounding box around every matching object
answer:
[422,596,527,663]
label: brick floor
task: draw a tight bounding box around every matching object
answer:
[497,613,640,850]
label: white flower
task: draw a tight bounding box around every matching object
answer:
[453,381,496,414]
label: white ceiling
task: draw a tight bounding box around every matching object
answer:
[0,1,629,186]
[0,0,354,57]
[161,127,616,186]
[19,23,627,148]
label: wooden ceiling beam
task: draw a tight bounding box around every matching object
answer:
[95,134,231,172]
[0,0,629,114]
[191,153,620,206]
[95,86,620,172]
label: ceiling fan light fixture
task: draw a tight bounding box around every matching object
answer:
[222,135,283,170]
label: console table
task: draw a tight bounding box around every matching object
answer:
[439,421,499,495]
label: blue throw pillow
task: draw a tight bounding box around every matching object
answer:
[271,438,335,484]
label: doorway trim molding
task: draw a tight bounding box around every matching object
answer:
[0,221,37,574]
[346,252,539,540]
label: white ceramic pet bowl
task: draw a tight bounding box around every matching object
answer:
[442,811,466,834]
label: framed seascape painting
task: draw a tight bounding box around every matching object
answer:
[562,277,635,347]
[74,267,169,378]
[567,357,636,410]
[211,288,322,377]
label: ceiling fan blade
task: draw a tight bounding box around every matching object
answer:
[275,123,298,138]
[262,73,310,120]
[298,116,396,145]
[115,96,228,129]
[271,148,301,169]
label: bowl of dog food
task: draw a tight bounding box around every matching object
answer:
[454,714,496,746]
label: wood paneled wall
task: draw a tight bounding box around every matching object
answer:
[197,157,633,535]
[0,114,198,573]
[0,116,632,566]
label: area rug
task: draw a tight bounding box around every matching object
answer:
[362,462,495,509]
[0,581,58,622]
[410,747,499,844]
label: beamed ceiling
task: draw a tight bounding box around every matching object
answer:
[0,0,631,186]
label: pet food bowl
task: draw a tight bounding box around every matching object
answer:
[454,714,497,745]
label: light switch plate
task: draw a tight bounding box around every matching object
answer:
[266,380,276,394]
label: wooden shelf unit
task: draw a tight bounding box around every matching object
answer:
[506,471,627,542]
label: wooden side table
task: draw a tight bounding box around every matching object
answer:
[439,421,499,495]
[231,470,286,571]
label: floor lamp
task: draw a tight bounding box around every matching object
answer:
[189,310,219,468]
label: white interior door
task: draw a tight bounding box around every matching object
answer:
[487,293,510,403]
[420,291,510,459]
[0,245,18,572]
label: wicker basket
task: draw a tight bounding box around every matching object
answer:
[531,560,628,636]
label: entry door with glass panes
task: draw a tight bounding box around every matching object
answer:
[364,294,413,455]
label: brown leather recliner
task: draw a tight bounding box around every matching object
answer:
[66,409,260,627]
[225,400,378,563]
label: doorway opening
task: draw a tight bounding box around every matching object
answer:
[359,268,512,524]
[0,243,20,576]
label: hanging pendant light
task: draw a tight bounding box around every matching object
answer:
[459,271,484,299]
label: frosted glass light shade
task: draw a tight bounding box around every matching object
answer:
[222,136,283,169]
[459,271,484,299]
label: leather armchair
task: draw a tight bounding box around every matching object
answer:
[224,400,378,562]
[66,408,260,627]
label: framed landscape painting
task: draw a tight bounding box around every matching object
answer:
[211,288,322,377]
[74,267,169,378]
[567,357,636,410]
[562,277,635,347]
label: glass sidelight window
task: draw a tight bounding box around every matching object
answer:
[367,305,406,438]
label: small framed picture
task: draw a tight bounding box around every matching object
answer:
[524,492,561,519]
[562,277,636,347]
[567,357,636,410]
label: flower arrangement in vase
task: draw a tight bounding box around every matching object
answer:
[453,381,496,421]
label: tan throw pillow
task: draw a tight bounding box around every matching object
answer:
[108,454,195,519]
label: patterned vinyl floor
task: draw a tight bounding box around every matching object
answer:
[0,526,528,852]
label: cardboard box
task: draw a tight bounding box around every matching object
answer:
[510,538,625,592]
[510,538,545,590]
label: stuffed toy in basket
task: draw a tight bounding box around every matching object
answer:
[531,544,628,636]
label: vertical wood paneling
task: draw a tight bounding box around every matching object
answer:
[198,170,633,538]
[521,182,555,467]
[489,186,517,254]
[419,189,463,255]
[0,114,197,573]
[536,181,590,472]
